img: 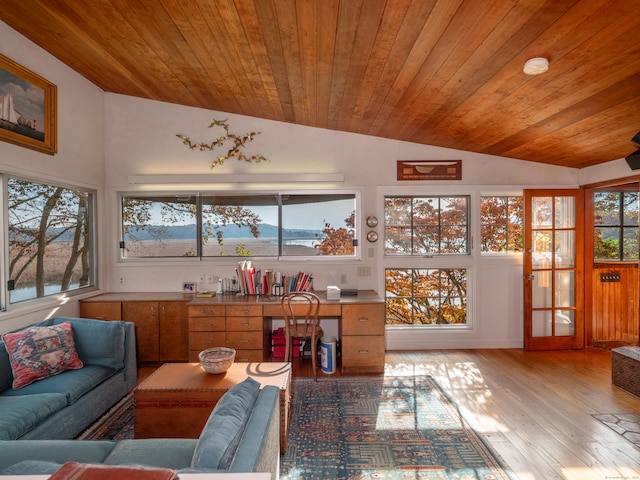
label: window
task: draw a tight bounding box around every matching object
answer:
[7,177,95,303]
[480,195,524,253]
[122,195,198,257]
[121,192,357,258]
[385,268,467,325]
[594,190,639,261]
[384,196,469,255]
[383,195,470,327]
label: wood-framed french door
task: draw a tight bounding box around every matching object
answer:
[524,189,584,350]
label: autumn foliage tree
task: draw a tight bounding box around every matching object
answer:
[384,196,471,326]
[315,211,355,255]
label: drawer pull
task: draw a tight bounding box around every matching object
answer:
[240,322,249,326]
[203,340,212,344]
[359,318,369,322]
[358,350,369,354]
[239,339,249,343]
[202,323,213,327]
[201,309,213,314]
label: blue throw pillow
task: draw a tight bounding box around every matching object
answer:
[51,318,125,370]
[190,377,260,470]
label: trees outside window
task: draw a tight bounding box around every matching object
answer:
[384,196,469,255]
[385,268,467,325]
[7,177,94,303]
[480,196,524,253]
[594,190,639,261]
[384,195,469,326]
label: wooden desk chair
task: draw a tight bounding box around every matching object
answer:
[281,291,323,381]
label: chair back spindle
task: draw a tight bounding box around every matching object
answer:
[280,292,323,380]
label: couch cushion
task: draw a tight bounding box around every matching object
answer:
[0,393,68,440]
[190,376,260,470]
[105,439,198,469]
[0,439,116,472]
[51,318,126,370]
[1,460,63,475]
[2,322,84,389]
[1,365,117,405]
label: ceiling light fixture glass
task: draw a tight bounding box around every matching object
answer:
[523,57,549,75]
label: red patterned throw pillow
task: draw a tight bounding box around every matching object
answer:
[2,322,83,389]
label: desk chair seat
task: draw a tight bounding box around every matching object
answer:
[281,291,323,381]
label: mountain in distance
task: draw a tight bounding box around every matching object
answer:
[123,223,322,240]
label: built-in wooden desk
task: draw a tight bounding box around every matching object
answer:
[81,290,385,373]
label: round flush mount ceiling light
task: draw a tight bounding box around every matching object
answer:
[523,57,549,75]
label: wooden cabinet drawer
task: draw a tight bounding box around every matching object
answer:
[226,331,263,349]
[188,305,225,317]
[80,302,122,320]
[226,305,262,317]
[189,317,225,331]
[189,331,226,350]
[341,335,385,369]
[234,349,264,362]
[226,316,262,331]
[341,304,385,335]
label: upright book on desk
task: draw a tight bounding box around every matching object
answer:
[48,462,177,480]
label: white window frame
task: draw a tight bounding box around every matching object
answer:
[117,189,362,263]
[1,174,97,311]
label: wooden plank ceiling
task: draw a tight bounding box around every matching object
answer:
[1,0,639,169]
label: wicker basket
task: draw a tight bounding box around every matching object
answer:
[199,347,236,374]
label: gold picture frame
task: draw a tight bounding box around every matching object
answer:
[0,53,57,155]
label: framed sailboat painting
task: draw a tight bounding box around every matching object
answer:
[0,53,57,155]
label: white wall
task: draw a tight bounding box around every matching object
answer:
[580,157,637,185]
[0,21,105,332]
[104,94,581,348]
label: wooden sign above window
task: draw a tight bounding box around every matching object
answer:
[397,160,461,181]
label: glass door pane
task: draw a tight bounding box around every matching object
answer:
[524,189,583,349]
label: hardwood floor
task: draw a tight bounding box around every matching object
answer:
[290,349,640,479]
[139,349,640,479]
[382,349,640,480]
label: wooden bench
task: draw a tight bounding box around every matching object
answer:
[612,346,640,397]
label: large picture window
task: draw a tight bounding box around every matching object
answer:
[7,177,94,303]
[383,195,470,327]
[121,192,357,258]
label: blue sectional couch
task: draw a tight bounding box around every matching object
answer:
[0,377,280,478]
[0,317,137,440]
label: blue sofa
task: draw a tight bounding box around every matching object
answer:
[0,317,137,440]
[0,377,280,478]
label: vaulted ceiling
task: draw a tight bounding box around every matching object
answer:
[1,0,639,169]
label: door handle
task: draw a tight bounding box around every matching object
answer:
[524,274,535,280]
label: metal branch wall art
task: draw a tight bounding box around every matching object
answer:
[177,118,269,168]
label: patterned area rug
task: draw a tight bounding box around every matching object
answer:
[76,393,134,440]
[280,376,515,480]
[79,377,514,479]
